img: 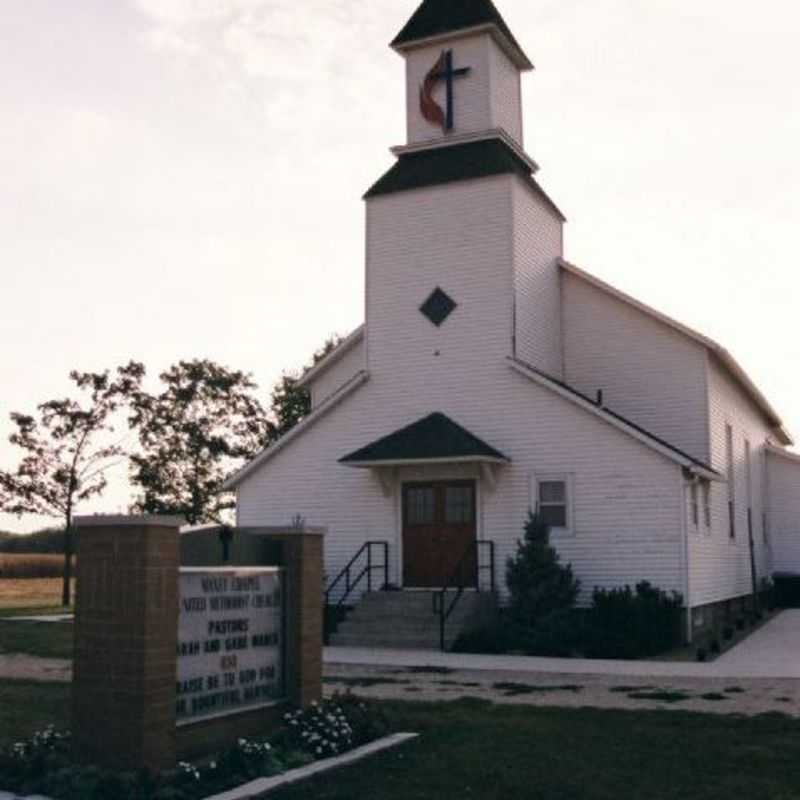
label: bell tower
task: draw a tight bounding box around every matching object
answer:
[362,0,566,393]
[391,0,534,148]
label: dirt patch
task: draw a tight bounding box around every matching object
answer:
[627,690,691,703]
[493,682,583,697]
[0,653,71,682]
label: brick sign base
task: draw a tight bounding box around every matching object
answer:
[72,516,323,773]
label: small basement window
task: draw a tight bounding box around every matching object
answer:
[537,478,569,530]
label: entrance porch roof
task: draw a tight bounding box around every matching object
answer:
[339,412,510,468]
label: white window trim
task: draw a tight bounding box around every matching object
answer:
[530,473,574,536]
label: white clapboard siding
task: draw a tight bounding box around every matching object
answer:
[309,338,366,410]
[512,178,564,377]
[488,39,524,145]
[688,354,774,606]
[366,175,514,382]
[237,364,685,605]
[766,449,800,574]
[404,34,524,147]
[405,34,494,146]
[238,174,685,604]
[562,272,709,463]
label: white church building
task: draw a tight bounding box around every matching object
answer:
[225,0,800,646]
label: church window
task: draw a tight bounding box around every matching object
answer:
[420,287,457,327]
[726,424,735,540]
[406,487,435,525]
[537,479,569,529]
[702,481,712,530]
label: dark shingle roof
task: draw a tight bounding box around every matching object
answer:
[391,0,529,67]
[364,138,565,221]
[340,412,509,465]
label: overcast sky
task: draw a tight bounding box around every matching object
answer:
[1,0,799,532]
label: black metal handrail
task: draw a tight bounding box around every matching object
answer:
[324,541,389,643]
[433,539,495,651]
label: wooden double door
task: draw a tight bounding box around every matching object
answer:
[402,480,477,588]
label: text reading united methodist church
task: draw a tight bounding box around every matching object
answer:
[224,0,800,647]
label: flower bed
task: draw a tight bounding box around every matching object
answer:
[0,694,389,800]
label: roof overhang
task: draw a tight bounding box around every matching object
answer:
[222,370,370,490]
[391,128,539,174]
[339,412,510,468]
[765,443,800,465]
[341,455,509,469]
[297,325,364,390]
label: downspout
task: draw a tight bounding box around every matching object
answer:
[680,469,693,644]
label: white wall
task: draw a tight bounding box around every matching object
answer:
[404,34,522,145]
[767,451,800,574]
[366,174,514,387]
[512,179,563,377]
[488,39,523,145]
[238,361,685,605]
[562,272,709,462]
[689,354,774,606]
[308,338,365,410]
[239,167,688,606]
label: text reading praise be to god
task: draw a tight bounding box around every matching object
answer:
[176,568,284,724]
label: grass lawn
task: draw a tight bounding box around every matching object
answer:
[2,684,800,798]
[0,620,74,659]
[0,680,70,748]
[270,699,800,800]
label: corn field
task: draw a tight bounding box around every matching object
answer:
[0,554,69,579]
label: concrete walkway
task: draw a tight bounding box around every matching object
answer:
[325,610,800,679]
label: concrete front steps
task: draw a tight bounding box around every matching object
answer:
[329,590,495,651]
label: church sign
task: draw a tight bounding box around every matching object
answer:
[176,567,285,725]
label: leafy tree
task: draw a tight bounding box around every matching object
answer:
[128,360,272,525]
[267,334,343,442]
[0,363,145,605]
[506,511,580,629]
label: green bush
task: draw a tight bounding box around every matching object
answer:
[451,620,515,654]
[506,512,580,628]
[583,582,683,659]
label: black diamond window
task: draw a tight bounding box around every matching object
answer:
[420,287,457,327]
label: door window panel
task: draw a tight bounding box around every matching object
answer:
[406,487,435,525]
[445,486,474,524]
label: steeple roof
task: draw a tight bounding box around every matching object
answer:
[391,0,533,70]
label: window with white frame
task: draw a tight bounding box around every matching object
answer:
[690,482,699,528]
[535,476,571,531]
[725,424,735,540]
[702,480,712,530]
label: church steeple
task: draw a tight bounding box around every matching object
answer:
[392,0,533,148]
[391,0,533,71]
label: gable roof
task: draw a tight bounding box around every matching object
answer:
[222,371,370,490]
[391,0,533,70]
[559,259,793,446]
[340,412,509,467]
[297,325,364,390]
[365,138,566,221]
[508,357,722,481]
